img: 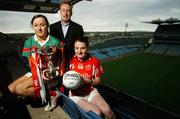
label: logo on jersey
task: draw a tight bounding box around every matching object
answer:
[78,63,84,69]
[85,64,91,71]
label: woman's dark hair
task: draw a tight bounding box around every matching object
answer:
[30,14,49,27]
[75,36,89,47]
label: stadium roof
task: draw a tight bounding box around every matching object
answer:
[0,0,92,13]
[142,17,180,25]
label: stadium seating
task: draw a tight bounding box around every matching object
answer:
[103,48,119,57]
[145,22,180,56]
[89,49,109,60]
[145,43,180,56]
[90,45,140,61]
[165,45,180,56]
[56,88,103,119]
[151,44,170,55]
[144,44,158,53]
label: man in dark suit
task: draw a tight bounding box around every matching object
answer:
[50,0,84,70]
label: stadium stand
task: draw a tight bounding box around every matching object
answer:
[113,46,124,56]
[56,88,103,119]
[89,49,109,60]
[144,44,158,53]
[151,44,170,55]
[90,46,141,60]
[90,37,149,50]
[165,45,180,56]
[154,24,180,43]
[89,37,149,60]
[102,48,119,57]
[144,18,180,56]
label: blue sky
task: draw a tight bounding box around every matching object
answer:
[0,0,180,33]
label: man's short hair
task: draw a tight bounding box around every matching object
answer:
[60,0,72,9]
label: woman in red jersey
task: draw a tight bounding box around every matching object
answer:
[68,36,116,119]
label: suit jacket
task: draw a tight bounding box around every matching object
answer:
[50,20,84,69]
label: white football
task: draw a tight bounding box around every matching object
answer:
[63,70,81,89]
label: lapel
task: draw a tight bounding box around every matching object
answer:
[58,21,65,41]
[64,20,73,40]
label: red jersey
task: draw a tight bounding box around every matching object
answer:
[69,55,104,96]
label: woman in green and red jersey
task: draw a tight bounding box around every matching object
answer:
[8,14,65,111]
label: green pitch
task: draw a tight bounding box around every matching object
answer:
[101,53,180,115]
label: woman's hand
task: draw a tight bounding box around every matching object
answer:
[80,76,92,85]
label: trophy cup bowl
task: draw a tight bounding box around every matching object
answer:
[40,46,59,80]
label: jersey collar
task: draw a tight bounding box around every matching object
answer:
[34,34,50,46]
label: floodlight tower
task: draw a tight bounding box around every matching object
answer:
[124,22,128,37]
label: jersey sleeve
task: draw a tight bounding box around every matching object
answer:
[22,39,31,58]
[94,57,104,78]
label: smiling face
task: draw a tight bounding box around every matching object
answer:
[60,3,72,23]
[32,17,48,40]
[74,40,88,60]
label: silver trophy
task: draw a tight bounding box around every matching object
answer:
[39,46,59,80]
